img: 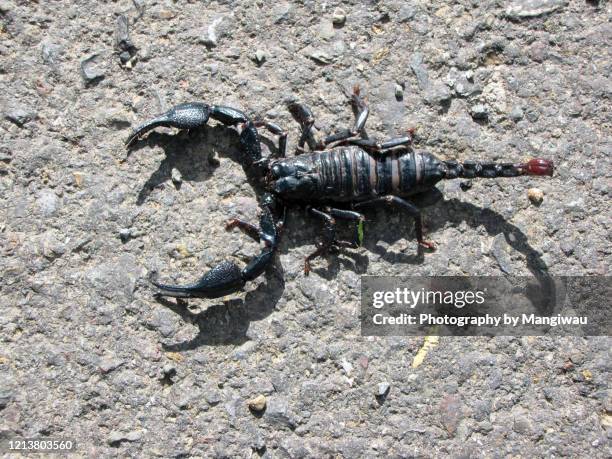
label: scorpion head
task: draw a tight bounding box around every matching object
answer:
[267,159,317,199]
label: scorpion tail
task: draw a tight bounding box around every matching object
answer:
[522,158,555,176]
[443,158,554,179]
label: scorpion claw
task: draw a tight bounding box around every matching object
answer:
[126,102,212,148]
[125,114,169,147]
[150,261,246,299]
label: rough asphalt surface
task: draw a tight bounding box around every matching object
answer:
[1,0,610,457]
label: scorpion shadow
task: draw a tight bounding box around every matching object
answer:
[133,128,553,348]
[129,126,236,205]
[307,190,552,291]
[438,197,556,316]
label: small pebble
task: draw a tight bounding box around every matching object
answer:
[171,167,182,185]
[208,151,220,166]
[253,49,266,65]
[37,189,59,217]
[263,397,294,428]
[528,188,544,205]
[409,53,429,90]
[119,228,131,242]
[506,0,568,20]
[225,47,241,59]
[525,107,540,122]
[80,54,105,84]
[341,358,353,376]
[470,104,489,120]
[560,240,575,255]
[394,83,404,101]
[206,391,222,406]
[439,394,463,435]
[398,4,417,22]
[247,394,267,412]
[119,51,131,64]
[332,9,346,26]
[201,15,233,47]
[41,42,62,66]
[424,83,452,107]
[5,106,34,127]
[509,106,524,121]
[107,430,142,446]
[206,63,219,76]
[376,381,390,397]
[163,364,176,376]
[308,50,332,65]
[132,0,145,17]
[158,9,176,19]
[99,358,124,374]
[0,1,12,14]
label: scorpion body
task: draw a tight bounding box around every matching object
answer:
[127,86,554,299]
[268,147,444,203]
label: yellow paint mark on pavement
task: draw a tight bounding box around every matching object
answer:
[412,336,439,368]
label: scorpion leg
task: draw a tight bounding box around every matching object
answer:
[354,196,435,250]
[343,138,381,150]
[304,207,365,273]
[327,208,365,247]
[327,208,364,222]
[225,219,261,241]
[344,134,413,153]
[350,84,370,135]
[322,84,370,147]
[380,135,414,150]
[288,102,320,153]
[151,194,282,298]
[304,208,337,275]
[254,120,288,157]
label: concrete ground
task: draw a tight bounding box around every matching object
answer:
[1,0,610,457]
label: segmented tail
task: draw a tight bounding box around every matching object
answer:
[443,158,554,179]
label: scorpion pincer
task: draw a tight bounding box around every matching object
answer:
[126,86,554,299]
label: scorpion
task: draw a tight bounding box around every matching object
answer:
[126,86,554,299]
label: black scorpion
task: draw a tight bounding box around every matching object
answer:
[126,86,554,299]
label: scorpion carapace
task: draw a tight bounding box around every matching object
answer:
[127,86,554,299]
